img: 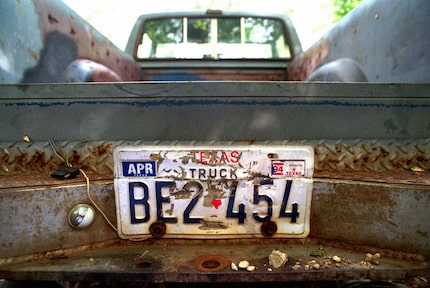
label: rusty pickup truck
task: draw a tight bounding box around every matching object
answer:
[0,0,429,287]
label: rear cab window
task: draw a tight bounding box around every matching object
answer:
[135,13,292,60]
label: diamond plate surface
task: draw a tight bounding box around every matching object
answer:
[0,139,429,175]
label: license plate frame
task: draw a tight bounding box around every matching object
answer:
[114,144,314,239]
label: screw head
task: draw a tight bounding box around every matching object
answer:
[261,220,278,236]
[149,221,167,238]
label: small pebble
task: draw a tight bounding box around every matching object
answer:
[246,265,256,272]
[231,262,238,271]
[238,260,249,269]
[268,249,288,268]
[365,252,381,265]
[332,255,341,263]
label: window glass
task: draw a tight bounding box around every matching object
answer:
[188,18,210,43]
[137,16,291,59]
[218,18,241,43]
[140,18,183,58]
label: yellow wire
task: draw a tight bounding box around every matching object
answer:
[49,140,66,164]
[79,169,118,232]
[50,140,152,240]
[80,169,151,240]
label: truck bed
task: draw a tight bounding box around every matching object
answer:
[0,82,429,286]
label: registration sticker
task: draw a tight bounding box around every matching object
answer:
[122,161,157,177]
[114,145,314,239]
[271,160,306,177]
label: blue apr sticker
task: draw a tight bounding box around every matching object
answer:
[122,161,156,177]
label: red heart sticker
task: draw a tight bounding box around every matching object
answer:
[212,199,222,209]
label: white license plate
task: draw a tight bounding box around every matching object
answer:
[114,145,314,239]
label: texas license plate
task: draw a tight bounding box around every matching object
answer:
[114,145,314,239]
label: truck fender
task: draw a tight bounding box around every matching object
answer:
[307,58,367,82]
[61,59,122,82]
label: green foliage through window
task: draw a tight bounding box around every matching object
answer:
[333,0,364,22]
[137,16,291,59]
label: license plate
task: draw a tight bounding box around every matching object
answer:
[114,145,314,239]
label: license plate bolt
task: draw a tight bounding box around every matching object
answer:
[149,221,167,238]
[261,220,278,236]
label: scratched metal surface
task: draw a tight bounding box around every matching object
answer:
[1,238,429,283]
[0,82,429,142]
[0,82,429,283]
[0,178,429,284]
[288,0,430,82]
[0,139,429,176]
[0,143,430,256]
[1,177,429,259]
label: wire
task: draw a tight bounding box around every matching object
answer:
[80,169,152,241]
[48,140,66,164]
[49,140,153,241]
[49,140,118,232]
[79,168,118,232]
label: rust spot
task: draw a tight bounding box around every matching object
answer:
[194,255,230,272]
[15,151,28,165]
[49,254,67,260]
[287,38,329,81]
[267,153,278,159]
[47,13,59,24]
[92,143,112,157]
[30,150,48,167]
[29,51,38,61]
[69,150,81,166]
[1,153,9,165]
[150,153,160,160]
[135,261,151,269]
[379,147,389,158]
[70,27,76,35]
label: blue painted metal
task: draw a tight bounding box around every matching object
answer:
[0,82,429,142]
[289,0,430,82]
[0,0,140,84]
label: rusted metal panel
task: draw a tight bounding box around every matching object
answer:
[0,145,429,259]
[0,0,140,84]
[0,82,428,283]
[142,68,286,81]
[0,238,429,283]
[1,139,429,176]
[0,180,118,258]
[287,38,329,81]
[311,181,430,257]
